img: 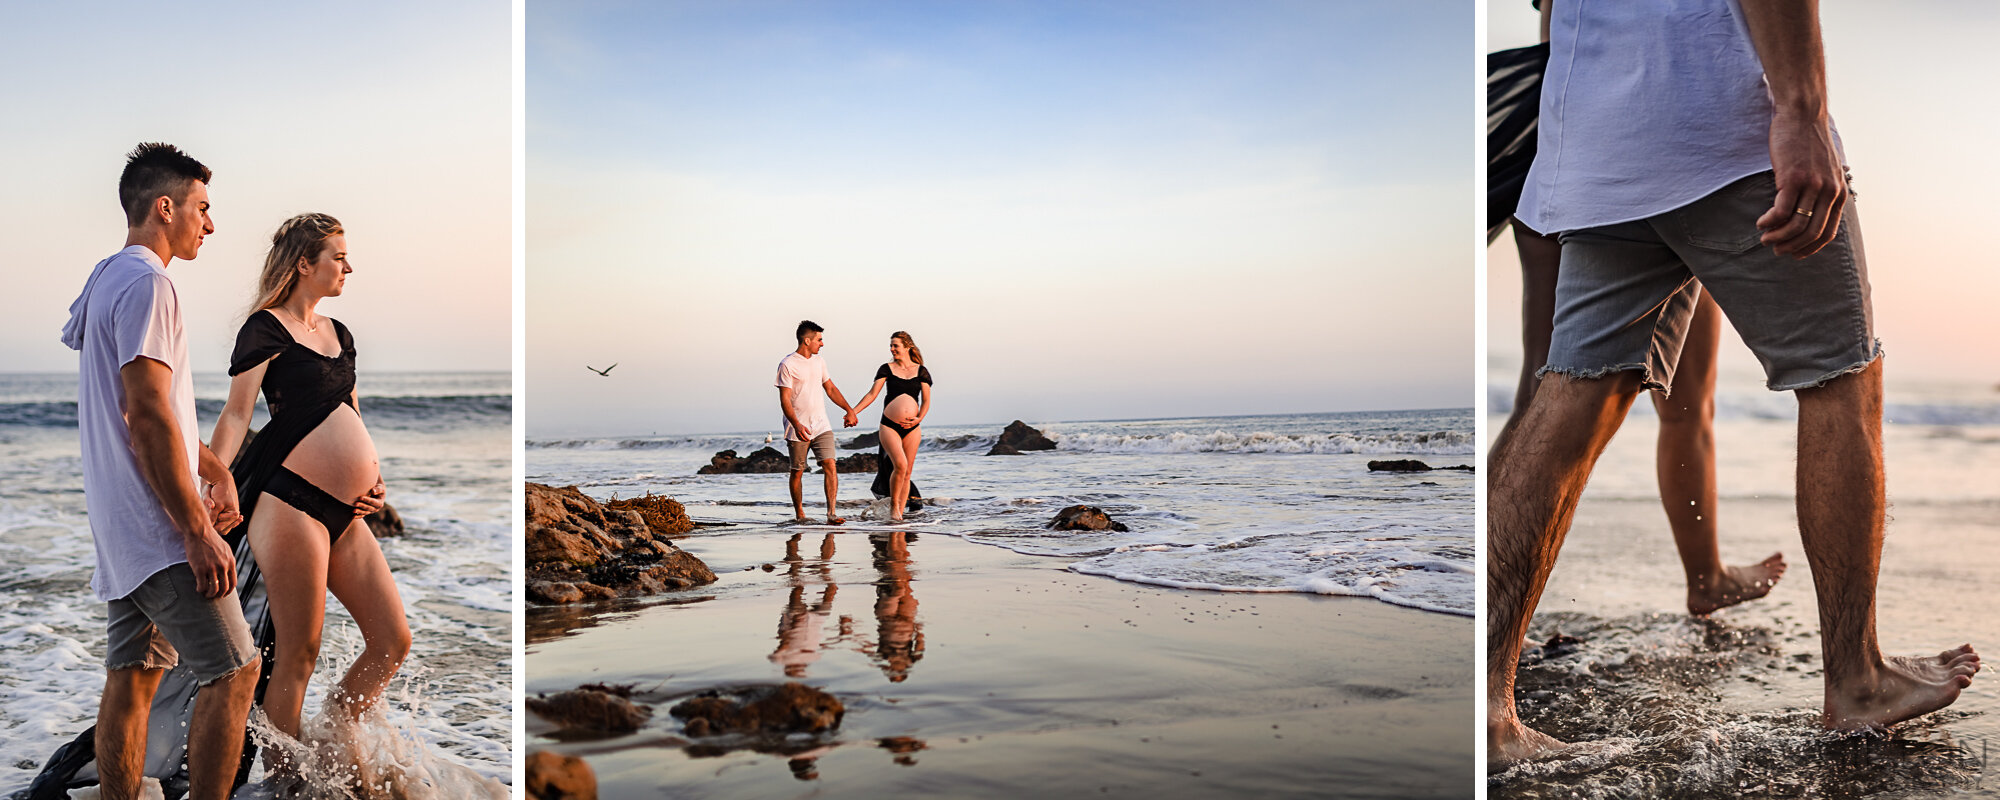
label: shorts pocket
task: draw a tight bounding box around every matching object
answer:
[1676,172,1775,253]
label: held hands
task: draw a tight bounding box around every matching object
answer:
[203,479,242,535]
[1756,108,1847,258]
[843,411,858,428]
[354,477,387,518]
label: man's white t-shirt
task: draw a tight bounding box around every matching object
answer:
[60,245,201,602]
[775,352,831,441]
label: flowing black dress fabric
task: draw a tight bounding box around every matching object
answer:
[1488,42,1550,242]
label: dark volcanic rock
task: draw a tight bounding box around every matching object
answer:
[986,420,1055,456]
[828,451,879,474]
[363,503,403,538]
[1367,459,1476,473]
[1048,505,1128,532]
[526,750,596,800]
[698,446,792,474]
[841,432,881,450]
[671,683,845,737]
[526,482,716,604]
[527,686,653,733]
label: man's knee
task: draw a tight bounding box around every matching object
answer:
[199,654,261,694]
[1532,369,1643,413]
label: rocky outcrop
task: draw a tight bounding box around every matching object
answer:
[1048,505,1128,532]
[363,504,403,538]
[525,750,596,800]
[670,683,845,737]
[526,483,715,604]
[831,451,879,474]
[1367,459,1475,473]
[986,420,1055,456]
[697,446,793,474]
[841,432,881,450]
[526,684,653,733]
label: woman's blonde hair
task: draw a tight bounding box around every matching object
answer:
[891,331,923,366]
[251,213,343,312]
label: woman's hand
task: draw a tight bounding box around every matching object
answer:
[354,477,387,517]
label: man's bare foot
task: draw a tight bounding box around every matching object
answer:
[1823,644,1981,732]
[1687,552,1787,616]
[825,515,846,525]
[1488,714,1570,769]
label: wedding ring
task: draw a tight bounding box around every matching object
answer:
[1794,208,1813,217]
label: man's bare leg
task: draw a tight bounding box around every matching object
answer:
[1652,294,1787,615]
[790,468,808,521]
[820,459,844,525]
[1489,371,1642,764]
[186,658,259,800]
[96,667,164,800]
[1497,222,1561,446]
[1794,359,1979,730]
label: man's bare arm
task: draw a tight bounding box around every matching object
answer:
[121,358,236,597]
[778,385,812,437]
[823,380,854,418]
[1738,0,1846,257]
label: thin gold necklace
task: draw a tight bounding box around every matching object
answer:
[283,306,319,333]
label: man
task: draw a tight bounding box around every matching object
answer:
[1489,0,1978,763]
[59,143,260,800]
[777,320,855,524]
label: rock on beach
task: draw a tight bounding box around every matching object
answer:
[525,482,716,604]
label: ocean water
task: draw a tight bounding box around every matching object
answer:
[529,409,1474,616]
[1488,360,2000,798]
[0,372,512,793]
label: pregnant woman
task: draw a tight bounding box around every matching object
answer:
[209,213,410,770]
[846,331,932,522]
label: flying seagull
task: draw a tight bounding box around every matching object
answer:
[586,363,617,377]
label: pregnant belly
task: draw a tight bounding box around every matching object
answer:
[280,404,379,503]
[885,395,920,425]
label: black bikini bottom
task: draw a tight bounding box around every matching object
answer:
[264,466,354,543]
[880,417,918,438]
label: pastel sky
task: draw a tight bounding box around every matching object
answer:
[530,0,1473,437]
[0,2,510,376]
[1488,3,2000,386]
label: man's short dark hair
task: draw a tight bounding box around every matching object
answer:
[796,320,824,344]
[119,143,211,227]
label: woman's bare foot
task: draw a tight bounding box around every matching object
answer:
[1823,645,1980,732]
[825,515,846,525]
[1687,552,1787,616]
[1488,714,1570,769]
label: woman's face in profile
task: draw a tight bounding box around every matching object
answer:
[889,338,906,361]
[301,234,351,298]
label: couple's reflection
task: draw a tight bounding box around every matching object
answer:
[768,531,924,682]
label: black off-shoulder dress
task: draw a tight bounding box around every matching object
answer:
[226,309,361,541]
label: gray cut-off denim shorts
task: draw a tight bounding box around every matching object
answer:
[106,562,257,684]
[1542,170,1880,395]
[788,430,838,471]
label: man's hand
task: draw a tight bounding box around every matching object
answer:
[354,478,387,517]
[843,411,858,428]
[204,480,242,534]
[183,527,237,598]
[1755,108,1846,258]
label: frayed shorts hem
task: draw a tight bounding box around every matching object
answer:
[1766,342,1884,392]
[1536,363,1663,393]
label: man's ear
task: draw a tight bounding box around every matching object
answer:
[153,195,174,225]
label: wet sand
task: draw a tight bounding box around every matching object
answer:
[527,531,1472,798]
[1492,411,2000,798]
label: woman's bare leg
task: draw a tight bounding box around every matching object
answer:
[322,519,411,719]
[1649,293,1786,615]
[247,499,332,743]
[896,426,921,517]
[879,425,911,521]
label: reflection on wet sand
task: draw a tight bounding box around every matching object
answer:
[694,530,930,779]
[866,532,925,682]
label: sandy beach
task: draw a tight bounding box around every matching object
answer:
[528,530,1472,798]
[1487,373,2000,798]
